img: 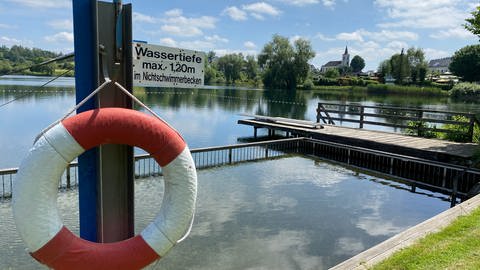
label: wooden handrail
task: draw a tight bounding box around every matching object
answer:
[317,102,478,142]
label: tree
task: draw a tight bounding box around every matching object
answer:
[244,55,258,81]
[389,49,410,84]
[406,47,427,83]
[324,68,340,78]
[206,51,216,64]
[350,55,365,73]
[465,5,480,40]
[293,38,315,84]
[449,45,480,82]
[217,53,244,84]
[258,34,315,90]
[377,60,391,83]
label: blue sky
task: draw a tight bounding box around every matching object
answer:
[0,0,478,71]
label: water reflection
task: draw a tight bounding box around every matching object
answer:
[153,157,449,270]
[0,155,451,269]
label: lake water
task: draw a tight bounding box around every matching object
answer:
[0,76,475,269]
[1,157,450,269]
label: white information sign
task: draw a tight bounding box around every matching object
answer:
[132,42,205,88]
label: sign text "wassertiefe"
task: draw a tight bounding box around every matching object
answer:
[132,42,205,88]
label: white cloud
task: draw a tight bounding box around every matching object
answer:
[0,36,30,47]
[222,6,248,21]
[375,0,469,29]
[162,14,216,30]
[44,31,73,43]
[133,12,157,24]
[386,41,409,50]
[243,2,281,20]
[278,0,320,6]
[250,13,266,20]
[223,2,281,21]
[180,40,218,51]
[244,41,257,49]
[336,32,364,42]
[159,10,217,37]
[7,0,70,8]
[0,24,15,29]
[424,48,451,60]
[159,38,177,48]
[165,8,183,17]
[322,0,336,7]
[205,35,229,43]
[315,33,335,41]
[361,29,418,41]
[161,25,203,37]
[318,29,418,44]
[158,36,227,52]
[215,48,258,57]
[47,19,72,30]
[430,27,475,40]
[0,37,34,48]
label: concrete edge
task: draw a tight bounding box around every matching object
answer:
[329,194,480,270]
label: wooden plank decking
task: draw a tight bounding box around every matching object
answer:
[238,118,478,164]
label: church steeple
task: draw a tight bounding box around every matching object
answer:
[342,46,350,66]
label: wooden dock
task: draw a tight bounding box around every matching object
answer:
[238,117,478,164]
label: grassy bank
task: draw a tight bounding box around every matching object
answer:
[370,207,480,270]
[300,83,448,96]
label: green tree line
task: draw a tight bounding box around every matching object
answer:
[0,45,74,76]
[205,34,315,90]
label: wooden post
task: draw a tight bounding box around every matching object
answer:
[417,110,424,137]
[468,115,475,142]
[316,105,320,123]
[359,106,365,129]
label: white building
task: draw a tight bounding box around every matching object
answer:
[428,57,452,74]
[320,46,350,73]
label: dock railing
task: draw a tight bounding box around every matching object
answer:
[0,138,300,199]
[317,102,479,142]
[2,137,480,205]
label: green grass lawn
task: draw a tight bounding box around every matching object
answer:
[370,207,480,270]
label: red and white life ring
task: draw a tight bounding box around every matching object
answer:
[12,108,197,270]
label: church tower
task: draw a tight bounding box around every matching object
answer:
[342,46,350,67]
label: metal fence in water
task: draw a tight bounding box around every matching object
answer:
[299,138,480,201]
[0,138,300,199]
[2,137,480,203]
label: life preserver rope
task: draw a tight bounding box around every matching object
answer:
[12,107,197,270]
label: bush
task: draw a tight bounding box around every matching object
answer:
[314,76,338,86]
[405,121,438,139]
[303,78,314,90]
[441,115,480,143]
[449,82,480,98]
[366,84,445,96]
[406,116,479,143]
[430,82,454,91]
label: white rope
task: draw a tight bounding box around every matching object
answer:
[113,82,181,135]
[34,79,112,144]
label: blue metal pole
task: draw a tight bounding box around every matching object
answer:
[72,0,99,242]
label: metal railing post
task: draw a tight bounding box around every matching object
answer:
[66,166,71,189]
